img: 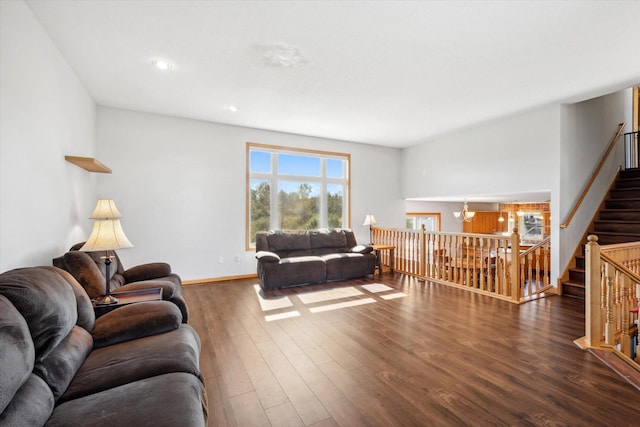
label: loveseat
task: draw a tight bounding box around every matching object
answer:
[255,228,376,291]
[0,266,207,426]
[53,242,189,322]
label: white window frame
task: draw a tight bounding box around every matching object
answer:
[246,142,351,249]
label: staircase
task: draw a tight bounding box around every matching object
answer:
[563,168,640,299]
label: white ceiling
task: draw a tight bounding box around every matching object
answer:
[26,1,640,149]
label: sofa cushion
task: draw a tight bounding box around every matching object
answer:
[323,253,378,281]
[61,325,202,402]
[92,301,182,348]
[309,229,347,250]
[0,374,54,427]
[267,230,310,252]
[0,295,34,414]
[46,373,206,427]
[259,256,326,290]
[44,267,96,333]
[0,267,78,363]
[122,262,172,283]
[62,251,108,298]
[32,326,93,401]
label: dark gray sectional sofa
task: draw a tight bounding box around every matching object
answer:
[0,266,206,427]
[255,228,376,291]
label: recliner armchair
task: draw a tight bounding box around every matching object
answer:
[53,242,189,322]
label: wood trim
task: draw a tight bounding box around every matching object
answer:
[560,123,625,229]
[65,156,112,173]
[182,273,258,286]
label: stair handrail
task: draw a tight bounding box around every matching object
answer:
[519,236,551,257]
[560,122,626,229]
[600,251,640,284]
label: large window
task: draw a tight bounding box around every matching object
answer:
[247,143,350,248]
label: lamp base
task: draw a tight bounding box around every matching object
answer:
[95,294,119,306]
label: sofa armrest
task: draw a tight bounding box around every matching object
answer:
[92,301,182,348]
[351,244,373,254]
[255,251,281,262]
[123,262,172,283]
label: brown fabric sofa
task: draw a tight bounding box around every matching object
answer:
[0,266,207,427]
[255,228,376,291]
[53,242,189,322]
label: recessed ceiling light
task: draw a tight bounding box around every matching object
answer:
[225,105,239,112]
[151,59,173,70]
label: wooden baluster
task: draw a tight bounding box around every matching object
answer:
[510,228,520,301]
[534,248,541,295]
[637,282,640,362]
[621,281,631,357]
[604,264,614,346]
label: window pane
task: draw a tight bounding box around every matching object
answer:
[419,217,436,231]
[326,159,343,178]
[250,151,271,173]
[278,182,319,229]
[327,183,343,228]
[250,180,270,243]
[406,217,415,229]
[278,154,320,176]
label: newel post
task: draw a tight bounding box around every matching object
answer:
[585,235,601,347]
[510,228,520,301]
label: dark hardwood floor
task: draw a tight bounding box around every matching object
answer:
[183,274,638,426]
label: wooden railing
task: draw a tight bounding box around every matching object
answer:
[372,226,552,304]
[560,123,626,229]
[582,235,640,368]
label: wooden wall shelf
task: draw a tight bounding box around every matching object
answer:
[65,156,112,173]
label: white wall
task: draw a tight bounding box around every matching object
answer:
[96,107,403,281]
[0,1,96,272]
[401,105,560,201]
[558,89,632,275]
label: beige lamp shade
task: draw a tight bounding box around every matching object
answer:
[80,219,134,251]
[363,214,377,226]
[89,199,123,219]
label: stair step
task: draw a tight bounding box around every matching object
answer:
[589,231,640,245]
[575,255,585,270]
[610,187,640,198]
[599,209,640,221]
[569,267,585,282]
[562,280,585,299]
[615,177,640,188]
[605,198,640,209]
[593,220,640,233]
[620,168,640,179]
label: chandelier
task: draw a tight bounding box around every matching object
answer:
[453,201,476,222]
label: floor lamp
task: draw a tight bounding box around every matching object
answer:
[80,199,133,305]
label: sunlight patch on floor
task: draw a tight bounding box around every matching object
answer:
[380,292,407,300]
[361,283,394,293]
[309,297,376,313]
[254,284,293,311]
[297,286,363,304]
[254,282,407,321]
[265,310,301,322]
